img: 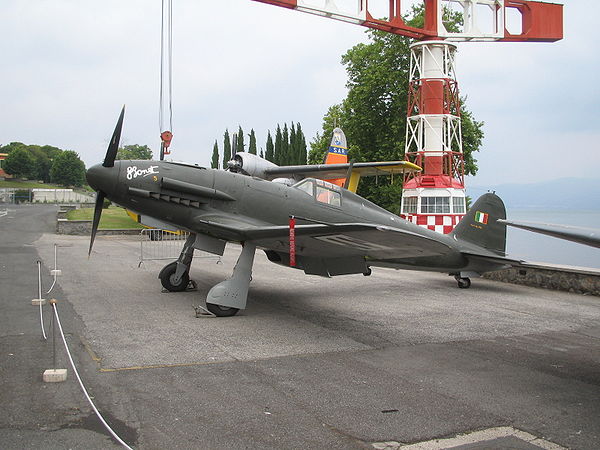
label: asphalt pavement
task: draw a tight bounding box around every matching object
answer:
[1,204,599,449]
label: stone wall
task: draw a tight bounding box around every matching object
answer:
[56,218,140,236]
[483,264,600,296]
[56,218,92,235]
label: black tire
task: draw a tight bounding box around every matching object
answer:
[206,303,240,317]
[457,277,471,289]
[363,267,372,276]
[159,262,189,292]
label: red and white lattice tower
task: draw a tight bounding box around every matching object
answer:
[252,0,563,233]
[399,40,465,234]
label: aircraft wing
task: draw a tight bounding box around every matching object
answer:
[499,219,600,249]
[263,161,421,181]
[190,215,453,259]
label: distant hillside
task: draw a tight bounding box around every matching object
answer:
[468,178,600,210]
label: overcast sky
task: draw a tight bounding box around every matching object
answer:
[1,1,597,187]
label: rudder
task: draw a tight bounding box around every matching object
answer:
[324,127,349,188]
[451,193,507,254]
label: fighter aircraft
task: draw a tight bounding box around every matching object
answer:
[87,109,521,316]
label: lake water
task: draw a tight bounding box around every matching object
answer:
[505,209,600,269]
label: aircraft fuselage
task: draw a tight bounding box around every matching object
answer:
[87,160,506,276]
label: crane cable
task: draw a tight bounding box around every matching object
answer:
[159,0,173,160]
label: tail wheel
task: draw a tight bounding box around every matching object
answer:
[457,277,471,289]
[206,303,239,317]
[159,262,189,292]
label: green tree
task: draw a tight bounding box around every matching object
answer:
[0,142,27,154]
[116,144,153,160]
[211,141,220,169]
[274,125,282,166]
[248,129,257,155]
[236,126,245,154]
[223,129,231,168]
[3,147,35,179]
[40,145,62,160]
[28,146,52,183]
[265,131,274,162]
[296,122,307,164]
[281,124,290,165]
[309,7,483,212]
[38,145,62,182]
[460,109,483,176]
[1,142,64,182]
[50,150,86,187]
[290,123,297,164]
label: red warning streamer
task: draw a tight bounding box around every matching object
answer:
[289,216,296,267]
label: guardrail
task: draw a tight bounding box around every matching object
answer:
[139,229,220,266]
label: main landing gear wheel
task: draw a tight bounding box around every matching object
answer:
[455,275,471,289]
[206,303,240,317]
[159,262,190,292]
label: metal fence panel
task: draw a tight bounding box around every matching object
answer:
[139,229,221,265]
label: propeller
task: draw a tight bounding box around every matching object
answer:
[88,106,125,256]
[103,106,125,168]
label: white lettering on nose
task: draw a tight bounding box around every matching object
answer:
[126,166,159,180]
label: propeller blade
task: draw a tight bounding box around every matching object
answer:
[89,190,105,256]
[103,106,125,168]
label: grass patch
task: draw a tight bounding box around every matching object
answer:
[67,206,144,229]
[0,179,66,189]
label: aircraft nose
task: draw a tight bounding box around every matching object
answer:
[86,163,118,193]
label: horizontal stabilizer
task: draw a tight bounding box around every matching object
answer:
[499,219,600,249]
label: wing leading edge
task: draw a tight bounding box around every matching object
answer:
[264,161,421,181]
[191,215,453,260]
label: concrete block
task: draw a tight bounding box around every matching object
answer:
[31,298,46,306]
[43,368,68,382]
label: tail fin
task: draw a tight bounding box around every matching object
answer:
[451,193,507,255]
[324,127,348,188]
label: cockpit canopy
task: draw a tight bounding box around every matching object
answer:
[293,178,342,207]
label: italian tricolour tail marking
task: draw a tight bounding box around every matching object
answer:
[474,211,488,225]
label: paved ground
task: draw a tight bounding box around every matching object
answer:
[1,204,599,449]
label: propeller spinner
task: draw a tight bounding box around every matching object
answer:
[87,106,125,256]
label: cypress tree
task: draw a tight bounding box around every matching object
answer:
[265,131,274,162]
[237,126,245,154]
[223,129,231,168]
[274,125,283,166]
[290,123,297,164]
[281,124,289,165]
[211,140,219,169]
[296,122,307,164]
[248,129,257,155]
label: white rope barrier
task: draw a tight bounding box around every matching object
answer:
[51,301,134,450]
